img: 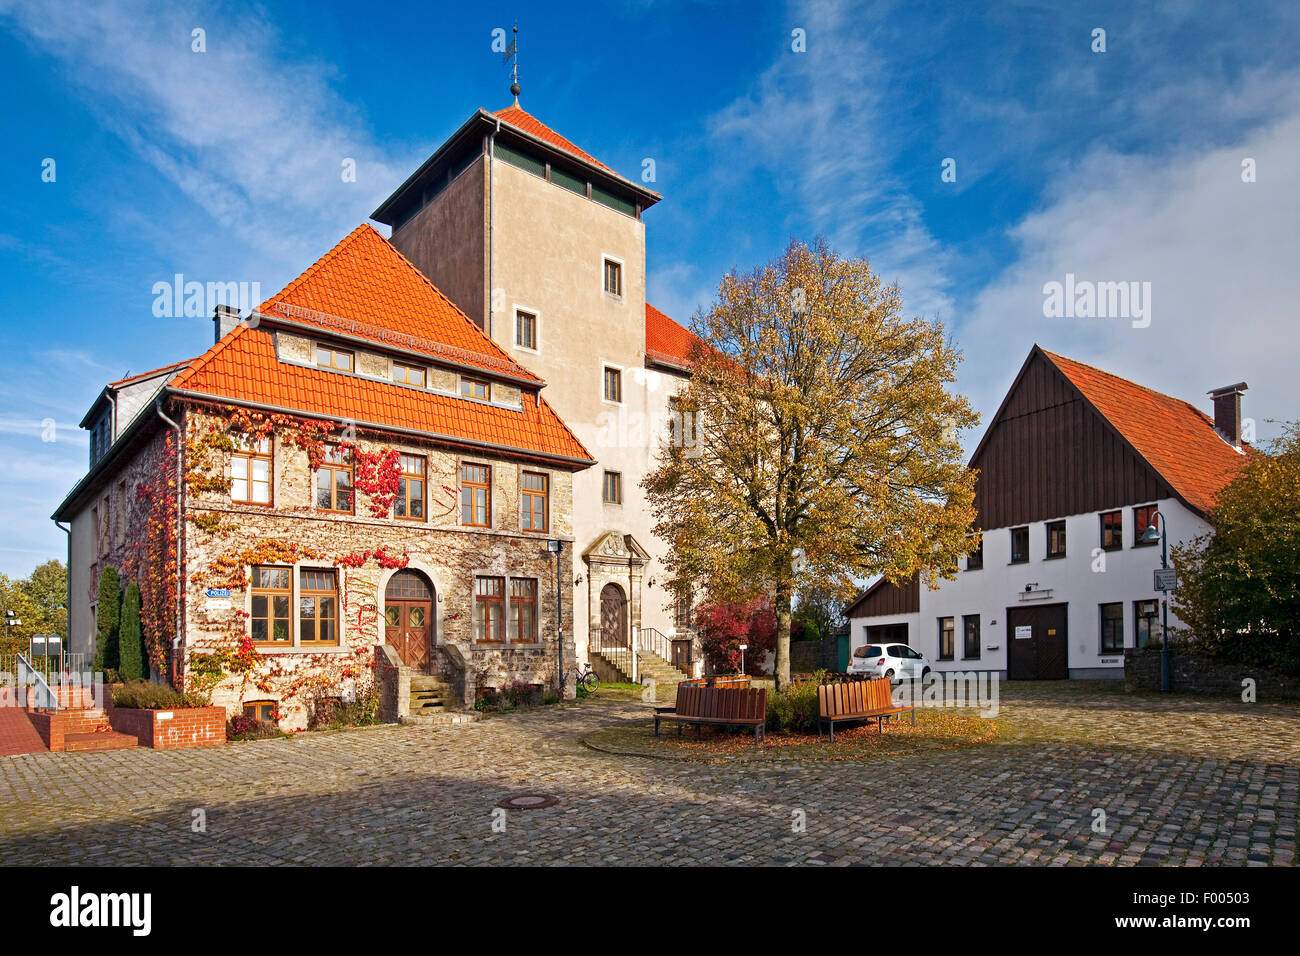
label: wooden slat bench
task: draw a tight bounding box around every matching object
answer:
[654,685,767,747]
[818,678,915,742]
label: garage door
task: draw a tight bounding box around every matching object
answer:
[1007,604,1068,680]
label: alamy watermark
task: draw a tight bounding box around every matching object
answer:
[152,274,262,319]
[1042,273,1151,328]
[890,671,1000,717]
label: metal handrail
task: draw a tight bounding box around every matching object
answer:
[14,652,59,710]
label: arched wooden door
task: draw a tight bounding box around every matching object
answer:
[600,583,628,649]
[384,570,434,672]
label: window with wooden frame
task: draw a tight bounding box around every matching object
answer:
[231,436,272,505]
[474,576,505,643]
[602,470,622,504]
[391,360,426,387]
[250,567,291,645]
[938,617,955,661]
[962,614,981,659]
[393,454,425,521]
[516,309,537,350]
[299,568,339,646]
[1010,526,1029,564]
[1100,510,1122,551]
[242,700,277,723]
[603,258,622,296]
[460,377,490,401]
[316,345,354,371]
[1100,602,1124,653]
[966,532,983,570]
[510,578,537,643]
[460,462,491,527]
[520,471,548,532]
[1133,504,1158,547]
[315,445,353,513]
[1046,520,1067,559]
[603,365,622,403]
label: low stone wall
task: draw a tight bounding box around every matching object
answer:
[1124,647,1300,700]
[106,702,226,748]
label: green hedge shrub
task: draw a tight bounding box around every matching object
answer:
[112,681,208,710]
[765,675,823,733]
[94,566,121,673]
[117,581,144,682]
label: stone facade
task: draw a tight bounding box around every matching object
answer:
[178,404,579,730]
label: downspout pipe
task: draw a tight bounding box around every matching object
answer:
[155,395,184,685]
[54,520,71,661]
[488,117,500,339]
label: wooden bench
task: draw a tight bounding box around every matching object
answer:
[818,678,915,742]
[654,685,767,747]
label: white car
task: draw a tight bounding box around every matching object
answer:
[846,643,931,682]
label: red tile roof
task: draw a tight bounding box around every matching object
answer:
[1042,349,1248,515]
[492,105,613,172]
[645,303,703,370]
[110,358,195,388]
[169,324,592,465]
[257,224,540,384]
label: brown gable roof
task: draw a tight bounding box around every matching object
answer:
[1040,349,1248,516]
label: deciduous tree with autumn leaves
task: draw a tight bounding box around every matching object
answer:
[645,238,979,689]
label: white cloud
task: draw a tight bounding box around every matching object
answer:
[706,0,955,321]
[0,0,410,275]
[954,86,1300,448]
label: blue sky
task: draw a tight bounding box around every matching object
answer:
[1,0,1298,576]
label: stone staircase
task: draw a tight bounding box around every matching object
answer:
[593,648,689,688]
[400,676,480,727]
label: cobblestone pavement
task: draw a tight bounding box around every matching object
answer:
[1,682,1295,866]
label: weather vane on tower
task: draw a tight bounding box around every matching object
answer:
[504,21,520,105]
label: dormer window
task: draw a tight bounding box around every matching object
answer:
[316,346,354,372]
[391,361,426,387]
[89,414,111,467]
[460,378,490,401]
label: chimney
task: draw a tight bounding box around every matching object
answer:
[1208,382,1248,447]
[213,303,242,343]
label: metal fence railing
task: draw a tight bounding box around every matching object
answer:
[12,653,59,709]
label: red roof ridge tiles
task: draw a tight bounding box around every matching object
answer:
[491,105,613,172]
[1039,347,1248,515]
[645,302,705,370]
[109,358,196,388]
[256,224,541,384]
[169,323,593,465]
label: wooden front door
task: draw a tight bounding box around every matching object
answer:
[1007,604,1069,680]
[385,571,434,672]
[600,583,628,649]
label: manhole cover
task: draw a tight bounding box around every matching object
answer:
[496,793,559,809]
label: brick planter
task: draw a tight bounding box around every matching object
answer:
[106,702,226,749]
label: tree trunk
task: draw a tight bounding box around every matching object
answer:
[774,580,792,692]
